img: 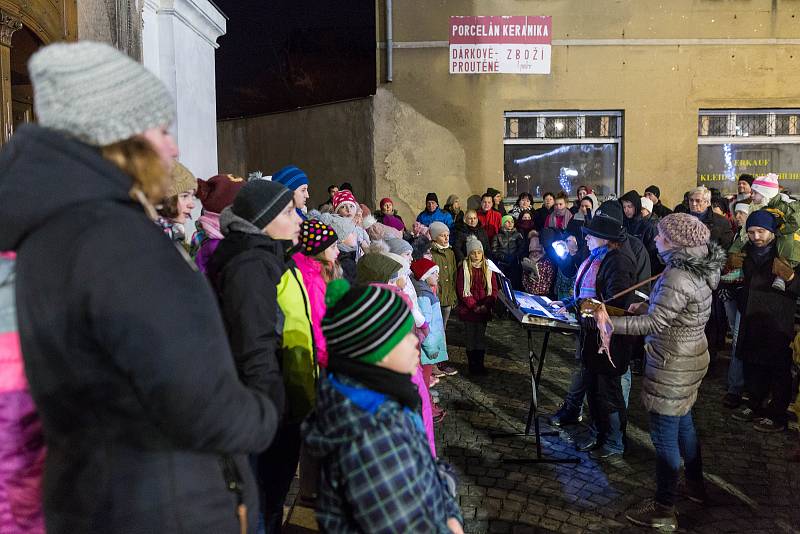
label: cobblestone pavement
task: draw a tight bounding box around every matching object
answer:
[435,318,800,534]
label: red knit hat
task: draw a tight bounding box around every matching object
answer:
[333,190,358,211]
[380,197,393,208]
[196,174,246,214]
[410,258,438,281]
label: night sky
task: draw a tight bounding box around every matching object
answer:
[213,0,376,120]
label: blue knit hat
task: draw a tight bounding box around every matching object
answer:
[746,209,778,233]
[272,165,309,191]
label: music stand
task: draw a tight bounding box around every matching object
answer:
[490,276,581,465]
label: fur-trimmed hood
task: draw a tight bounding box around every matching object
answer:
[663,242,726,289]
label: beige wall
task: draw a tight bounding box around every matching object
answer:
[77,0,142,60]
[217,98,375,209]
[375,0,800,209]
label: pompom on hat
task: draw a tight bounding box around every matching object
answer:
[751,173,780,200]
[323,279,414,364]
[29,41,175,146]
[299,219,338,256]
[196,174,246,214]
[657,213,711,248]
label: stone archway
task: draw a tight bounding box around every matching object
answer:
[0,0,77,144]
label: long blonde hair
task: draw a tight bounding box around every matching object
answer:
[101,137,168,219]
[316,253,343,283]
[461,254,493,298]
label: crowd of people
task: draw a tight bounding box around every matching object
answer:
[0,40,799,534]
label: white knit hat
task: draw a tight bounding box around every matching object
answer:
[734,202,750,214]
[640,197,654,214]
[751,173,780,200]
[29,41,175,146]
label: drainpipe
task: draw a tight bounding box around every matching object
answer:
[385,0,393,82]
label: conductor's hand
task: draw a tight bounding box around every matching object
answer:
[550,300,566,315]
[627,302,649,316]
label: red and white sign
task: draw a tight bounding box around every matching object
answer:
[449,16,552,75]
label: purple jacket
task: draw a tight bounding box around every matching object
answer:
[0,254,45,533]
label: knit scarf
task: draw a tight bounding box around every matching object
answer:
[328,357,421,412]
[574,246,609,299]
[462,258,492,298]
[545,208,572,230]
[433,241,450,251]
[198,212,224,240]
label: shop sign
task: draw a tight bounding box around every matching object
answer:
[449,16,552,74]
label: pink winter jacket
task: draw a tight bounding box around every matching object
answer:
[293,253,329,368]
[0,253,45,534]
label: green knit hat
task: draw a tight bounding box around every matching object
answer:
[323,280,414,364]
[355,252,402,285]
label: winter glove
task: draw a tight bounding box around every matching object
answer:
[772,257,795,281]
[727,252,745,271]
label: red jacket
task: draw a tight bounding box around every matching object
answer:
[477,209,501,243]
[456,264,499,323]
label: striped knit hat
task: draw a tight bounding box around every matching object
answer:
[751,173,780,200]
[272,165,309,191]
[323,280,414,364]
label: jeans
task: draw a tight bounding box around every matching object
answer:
[649,411,703,507]
[724,299,744,395]
[562,365,631,415]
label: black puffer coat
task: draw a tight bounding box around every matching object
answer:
[611,244,725,416]
[0,125,278,534]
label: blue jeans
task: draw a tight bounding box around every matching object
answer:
[562,365,632,415]
[724,299,744,395]
[649,411,703,507]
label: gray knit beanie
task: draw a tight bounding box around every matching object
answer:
[28,41,175,146]
[319,213,357,242]
[385,237,413,256]
[232,180,294,230]
[466,235,484,255]
[429,221,449,241]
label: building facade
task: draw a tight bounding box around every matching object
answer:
[1,0,225,181]
[218,0,800,215]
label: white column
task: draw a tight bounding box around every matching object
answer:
[141,0,226,181]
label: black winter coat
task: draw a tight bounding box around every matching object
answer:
[735,242,800,366]
[0,125,277,534]
[698,208,735,249]
[207,230,289,416]
[453,221,491,264]
[533,205,553,232]
[577,244,638,375]
[652,201,673,218]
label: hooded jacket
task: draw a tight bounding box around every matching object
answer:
[302,374,461,533]
[208,210,316,424]
[610,244,725,415]
[620,191,660,270]
[0,255,45,534]
[0,125,277,533]
[411,279,449,365]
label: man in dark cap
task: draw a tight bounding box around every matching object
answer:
[644,185,673,218]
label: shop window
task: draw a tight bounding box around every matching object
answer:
[504,111,622,199]
[697,109,800,196]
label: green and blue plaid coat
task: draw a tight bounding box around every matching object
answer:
[302,374,462,533]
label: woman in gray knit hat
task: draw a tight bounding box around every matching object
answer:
[0,42,279,534]
[597,213,725,531]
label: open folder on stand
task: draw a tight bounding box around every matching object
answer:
[497,275,579,330]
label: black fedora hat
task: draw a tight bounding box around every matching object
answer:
[582,212,625,241]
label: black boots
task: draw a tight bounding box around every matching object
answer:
[467,350,488,375]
